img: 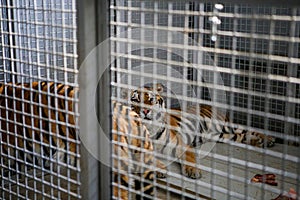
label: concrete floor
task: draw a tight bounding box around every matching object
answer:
[153,142,300,200]
[1,143,299,200]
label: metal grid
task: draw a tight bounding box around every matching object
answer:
[0,0,80,199]
[110,1,300,199]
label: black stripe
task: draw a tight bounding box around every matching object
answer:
[40,81,47,89]
[144,170,154,180]
[222,125,228,133]
[202,119,209,132]
[219,132,224,139]
[135,171,154,199]
[24,128,33,152]
[231,134,238,141]
[49,83,57,109]
[56,123,67,162]
[66,86,74,96]
[171,138,179,156]
[172,115,181,122]
[155,127,165,140]
[181,120,195,135]
[114,175,129,187]
[161,131,170,153]
[241,134,247,144]
[57,98,67,122]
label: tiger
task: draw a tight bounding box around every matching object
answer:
[0,81,165,200]
[129,83,276,179]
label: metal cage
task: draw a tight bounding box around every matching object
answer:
[0,0,80,199]
[110,1,300,200]
[1,0,300,200]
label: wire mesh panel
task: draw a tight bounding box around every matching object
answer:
[0,0,80,199]
[110,1,300,199]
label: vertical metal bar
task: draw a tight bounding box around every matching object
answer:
[7,0,16,83]
[228,4,238,199]
[0,1,10,82]
[12,0,21,82]
[77,0,111,199]
[285,8,298,142]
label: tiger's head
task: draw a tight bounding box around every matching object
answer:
[130,84,166,134]
[130,85,165,120]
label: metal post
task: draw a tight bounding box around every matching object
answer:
[77,0,111,199]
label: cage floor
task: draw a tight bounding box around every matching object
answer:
[155,143,299,200]
[1,143,298,200]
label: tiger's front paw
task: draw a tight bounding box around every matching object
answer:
[264,135,276,147]
[155,160,167,178]
[156,171,166,178]
[182,164,202,179]
[256,134,276,148]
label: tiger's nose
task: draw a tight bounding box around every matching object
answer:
[143,109,150,115]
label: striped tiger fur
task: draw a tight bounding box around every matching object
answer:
[0,82,78,168]
[130,83,276,179]
[0,82,165,200]
[112,101,166,199]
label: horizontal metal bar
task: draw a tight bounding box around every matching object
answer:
[110,37,300,64]
[111,67,300,105]
[110,21,300,44]
[110,52,300,84]
[110,5,300,22]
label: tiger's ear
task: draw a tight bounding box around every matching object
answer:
[155,83,164,94]
[120,88,139,101]
[120,88,132,101]
[130,90,140,101]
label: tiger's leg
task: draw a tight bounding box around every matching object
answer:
[154,159,167,178]
[43,138,66,168]
[135,169,156,200]
[174,134,202,179]
[113,173,130,200]
[113,186,128,200]
[1,141,16,175]
[180,145,202,179]
[113,171,156,200]
[47,114,77,167]
[52,140,66,163]
[222,129,276,148]
[243,131,275,147]
[67,141,77,166]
